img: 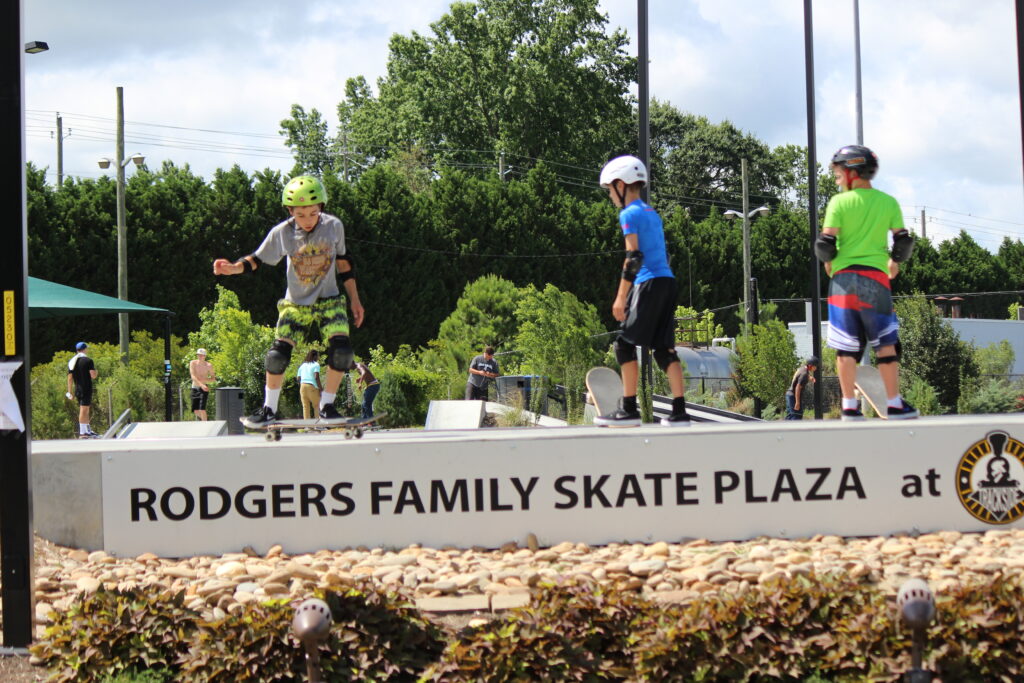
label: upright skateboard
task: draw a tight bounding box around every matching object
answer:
[586,366,635,427]
[240,413,387,441]
[854,365,888,419]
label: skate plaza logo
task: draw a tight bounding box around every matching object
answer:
[956,431,1024,524]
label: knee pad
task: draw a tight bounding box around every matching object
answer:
[877,354,899,365]
[265,339,293,375]
[653,347,679,372]
[328,336,355,371]
[613,337,636,366]
[837,348,864,363]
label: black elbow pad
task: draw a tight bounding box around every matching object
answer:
[814,233,838,262]
[890,229,915,263]
[624,250,644,278]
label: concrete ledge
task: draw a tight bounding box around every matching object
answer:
[416,595,490,612]
[490,592,531,611]
[121,421,228,438]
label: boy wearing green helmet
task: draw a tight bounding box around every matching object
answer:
[213,175,364,424]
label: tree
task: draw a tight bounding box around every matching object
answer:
[279,105,335,177]
[437,275,531,353]
[673,305,723,346]
[895,295,978,411]
[338,0,635,174]
[734,320,798,413]
[514,284,606,417]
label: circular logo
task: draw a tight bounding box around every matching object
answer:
[956,431,1024,524]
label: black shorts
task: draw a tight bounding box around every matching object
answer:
[191,387,210,410]
[75,387,92,408]
[620,277,678,350]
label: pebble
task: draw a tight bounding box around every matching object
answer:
[14,530,1024,641]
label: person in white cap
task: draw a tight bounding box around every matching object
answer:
[189,348,216,421]
[66,341,99,438]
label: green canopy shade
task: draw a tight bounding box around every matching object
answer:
[28,277,169,320]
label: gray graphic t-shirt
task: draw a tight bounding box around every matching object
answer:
[254,214,346,306]
[468,355,499,388]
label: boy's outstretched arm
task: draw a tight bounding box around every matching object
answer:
[213,255,258,276]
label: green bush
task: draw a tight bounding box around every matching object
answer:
[31,589,198,682]
[957,377,1022,415]
[901,373,943,416]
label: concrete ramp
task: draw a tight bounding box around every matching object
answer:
[425,401,485,429]
[484,401,567,427]
[119,421,228,439]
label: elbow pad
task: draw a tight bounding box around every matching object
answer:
[336,253,355,282]
[814,233,838,262]
[623,250,644,281]
[890,229,915,263]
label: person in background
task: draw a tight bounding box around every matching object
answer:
[66,341,99,438]
[297,349,323,420]
[465,346,499,401]
[785,357,818,420]
[353,360,381,419]
[189,348,216,421]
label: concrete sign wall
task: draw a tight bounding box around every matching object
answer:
[92,416,1024,558]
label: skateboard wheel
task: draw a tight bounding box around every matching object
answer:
[274,431,282,441]
[265,432,275,442]
[355,428,363,439]
[344,430,353,440]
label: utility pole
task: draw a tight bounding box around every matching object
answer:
[920,208,926,239]
[740,158,751,335]
[116,86,129,363]
[56,111,62,187]
[341,129,348,183]
[637,0,654,418]
[498,151,505,181]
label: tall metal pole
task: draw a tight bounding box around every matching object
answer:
[1016,0,1024,188]
[637,0,653,414]
[56,112,63,187]
[741,158,751,335]
[804,0,824,419]
[637,0,650,201]
[1,0,36,646]
[853,0,864,145]
[116,87,129,363]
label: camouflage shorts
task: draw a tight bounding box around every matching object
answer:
[275,296,350,346]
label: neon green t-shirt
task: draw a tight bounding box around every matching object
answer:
[822,188,903,275]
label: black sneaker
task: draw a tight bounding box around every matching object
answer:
[841,408,866,422]
[319,404,342,420]
[887,400,919,420]
[247,405,279,425]
[86,429,101,438]
[594,404,641,427]
[660,411,691,427]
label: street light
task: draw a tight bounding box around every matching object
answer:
[24,41,49,54]
[95,86,143,362]
[723,159,771,335]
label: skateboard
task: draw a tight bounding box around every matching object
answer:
[586,366,632,426]
[854,365,888,419]
[240,413,387,441]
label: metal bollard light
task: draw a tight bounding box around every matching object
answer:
[897,578,937,683]
[292,598,333,683]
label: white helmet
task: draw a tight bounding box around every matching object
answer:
[599,155,647,188]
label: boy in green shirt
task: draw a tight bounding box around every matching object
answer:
[815,145,918,421]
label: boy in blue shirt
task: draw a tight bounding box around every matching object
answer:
[595,155,689,426]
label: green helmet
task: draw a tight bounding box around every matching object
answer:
[282,175,327,206]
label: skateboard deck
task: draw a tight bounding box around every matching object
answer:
[854,366,888,419]
[586,366,631,426]
[241,413,386,441]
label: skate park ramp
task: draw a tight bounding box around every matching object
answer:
[118,421,229,438]
[425,400,486,429]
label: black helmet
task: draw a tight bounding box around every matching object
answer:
[831,145,878,180]
[805,356,820,367]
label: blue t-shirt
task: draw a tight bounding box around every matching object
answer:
[297,361,321,386]
[619,200,673,284]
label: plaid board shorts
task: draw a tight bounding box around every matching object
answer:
[826,267,899,352]
[275,295,350,346]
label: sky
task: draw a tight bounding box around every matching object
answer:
[23,0,1024,252]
